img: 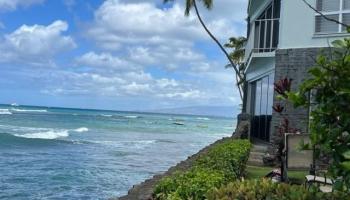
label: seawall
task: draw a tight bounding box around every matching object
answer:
[115,136,234,200]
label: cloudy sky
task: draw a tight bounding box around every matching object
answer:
[0,0,247,111]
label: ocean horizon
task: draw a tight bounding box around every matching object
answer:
[0,104,235,199]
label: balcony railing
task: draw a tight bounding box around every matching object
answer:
[253,18,279,53]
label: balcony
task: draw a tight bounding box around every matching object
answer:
[253,18,279,53]
[244,0,280,63]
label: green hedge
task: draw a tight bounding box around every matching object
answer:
[153,139,251,200]
[207,179,349,200]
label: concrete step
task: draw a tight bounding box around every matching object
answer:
[252,144,268,152]
[248,144,268,167]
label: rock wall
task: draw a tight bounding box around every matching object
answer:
[269,47,329,156]
[114,137,235,200]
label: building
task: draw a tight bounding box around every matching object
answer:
[244,0,350,156]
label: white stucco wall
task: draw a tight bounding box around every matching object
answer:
[279,0,350,49]
[245,56,275,82]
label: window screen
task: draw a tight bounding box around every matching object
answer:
[315,0,350,33]
[344,0,350,10]
[317,0,340,12]
[316,14,339,33]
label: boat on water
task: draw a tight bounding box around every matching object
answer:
[173,120,185,126]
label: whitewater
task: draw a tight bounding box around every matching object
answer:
[0,104,235,199]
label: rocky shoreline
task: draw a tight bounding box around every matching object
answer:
[115,136,234,200]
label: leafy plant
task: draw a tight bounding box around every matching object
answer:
[207,178,348,200]
[271,78,299,161]
[286,38,350,191]
[153,139,251,200]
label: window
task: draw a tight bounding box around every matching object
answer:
[315,0,350,34]
[250,73,275,142]
[254,0,281,52]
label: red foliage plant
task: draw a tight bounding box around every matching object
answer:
[274,78,292,98]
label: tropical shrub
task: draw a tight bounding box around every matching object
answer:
[286,38,350,191]
[153,139,251,200]
[154,168,225,200]
[207,179,348,200]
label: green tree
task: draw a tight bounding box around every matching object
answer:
[163,0,244,100]
[224,37,247,101]
[287,38,350,191]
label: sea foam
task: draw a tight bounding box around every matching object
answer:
[0,109,12,115]
[11,109,48,113]
[124,115,138,119]
[196,117,210,121]
[15,130,69,140]
[73,127,89,133]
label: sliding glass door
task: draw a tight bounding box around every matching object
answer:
[251,73,274,142]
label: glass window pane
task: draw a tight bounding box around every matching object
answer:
[254,21,260,50]
[267,73,275,115]
[317,0,340,12]
[315,14,339,33]
[254,80,262,116]
[342,13,350,32]
[259,21,265,52]
[343,0,350,10]
[261,77,269,116]
[266,20,272,51]
[272,19,279,48]
[273,0,281,18]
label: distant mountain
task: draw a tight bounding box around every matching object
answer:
[147,105,240,118]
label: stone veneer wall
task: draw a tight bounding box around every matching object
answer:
[268,47,329,157]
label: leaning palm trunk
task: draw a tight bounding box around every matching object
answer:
[192,0,244,100]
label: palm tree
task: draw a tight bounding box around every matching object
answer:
[225,37,247,88]
[163,0,244,100]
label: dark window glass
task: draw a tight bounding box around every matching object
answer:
[273,0,281,18]
[259,21,265,52]
[272,20,279,48]
[254,80,262,116]
[315,14,339,33]
[267,73,275,115]
[342,13,350,32]
[254,21,260,51]
[261,77,268,116]
[317,0,340,12]
[344,0,350,10]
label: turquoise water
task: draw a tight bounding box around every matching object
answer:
[0,104,235,199]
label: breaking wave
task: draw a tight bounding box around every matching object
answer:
[0,109,12,115]
[11,109,48,113]
[124,115,139,119]
[196,117,210,121]
[14,130,69,140]
[73,127,89,133]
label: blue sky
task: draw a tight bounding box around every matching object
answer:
[0,0,247,111]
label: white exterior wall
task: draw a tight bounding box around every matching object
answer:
[279,0,350,49]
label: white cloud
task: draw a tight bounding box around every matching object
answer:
[0,0,247,110]
[0,20,76,66]
[76,51,140,71]
[86,0,204,50]
[0,0,44,11]
[158,89,202,99]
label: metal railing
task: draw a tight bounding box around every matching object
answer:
[253,18,279,53]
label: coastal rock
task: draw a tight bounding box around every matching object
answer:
[233,113,250,139]
[114,137,235,200]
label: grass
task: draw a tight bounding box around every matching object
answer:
[246,165,308,184]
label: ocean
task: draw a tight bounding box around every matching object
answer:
[0,104,235,199]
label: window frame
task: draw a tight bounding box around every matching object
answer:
[315,0,350,34]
